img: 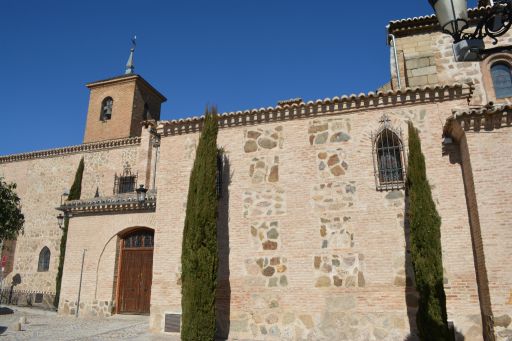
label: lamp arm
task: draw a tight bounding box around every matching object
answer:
[461,1,512,44]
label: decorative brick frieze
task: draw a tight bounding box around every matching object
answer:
[387,7,494,38]
[0,137,141,164]
[158,83,472,137]
[59,190,156,215]
[445,104,512,133]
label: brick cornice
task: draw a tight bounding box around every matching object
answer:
[387,6,492,38]
[159,83,473,136]
[0,137,142,164]
[444,103,512,136]
[58,191,157,215]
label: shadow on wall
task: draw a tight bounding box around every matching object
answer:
[403,190,465,341]
[216,154,232,340]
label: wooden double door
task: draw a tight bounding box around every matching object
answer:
[118,229,154,314]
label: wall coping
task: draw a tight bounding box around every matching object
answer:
[387,6,492,38]
[0,137,142,165]
[444,103,512,134]
[158,83,473,136]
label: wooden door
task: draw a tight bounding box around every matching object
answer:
[118,229,154,314]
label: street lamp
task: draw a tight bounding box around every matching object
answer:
[136,185,148,203]
[429,0,469,39]
[57,213,65,229]
[429,0,512,61]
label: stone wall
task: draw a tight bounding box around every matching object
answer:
[392,28,512,107]
[0,132,151,309]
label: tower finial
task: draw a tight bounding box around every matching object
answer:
[125,35,136,75]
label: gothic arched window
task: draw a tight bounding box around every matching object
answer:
[372,114,406,191]
[101,97,113,121]
[491,62,512,98]
[37,247,51,272]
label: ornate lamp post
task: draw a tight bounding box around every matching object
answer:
[429,0,512,60]
[136,185,148,203]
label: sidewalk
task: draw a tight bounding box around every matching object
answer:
[0,305,180,340]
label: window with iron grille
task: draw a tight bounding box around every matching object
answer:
[114,163,138,194]
[100,97,113,121]
[372,114,406,191]
[37,247,50,272]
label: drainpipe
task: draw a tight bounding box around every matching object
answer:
[152,135,160,190]
[389,33,402,90]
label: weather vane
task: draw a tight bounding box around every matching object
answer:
[125,35,137,74]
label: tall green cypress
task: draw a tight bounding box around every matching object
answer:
[407,122,450,340]
[54,157,84,308]
[181,108,219,341]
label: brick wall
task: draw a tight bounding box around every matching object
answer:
[0,140,143,306]
[148,97,483,339]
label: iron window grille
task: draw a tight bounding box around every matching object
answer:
[372,114,407,191]
[101,97,113,121]
[114,163,138,195]
[37,247,50,272]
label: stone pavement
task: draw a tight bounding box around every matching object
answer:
[0,306,180,340]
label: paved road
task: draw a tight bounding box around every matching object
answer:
[0,306,180,340]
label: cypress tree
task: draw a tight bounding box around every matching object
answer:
[406,122,450,340]
[181,108,219,341]
[54,157,84,308]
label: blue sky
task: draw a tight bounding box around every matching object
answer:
[0,1,443,155]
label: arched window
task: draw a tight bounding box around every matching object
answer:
[123,229,154,249]
[101,97,114,121]
[143,103,150,121]
[491,62,512,98]
[37,247,51,272]
[372,114,406,191]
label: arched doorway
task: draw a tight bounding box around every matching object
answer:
[117,228,154,314]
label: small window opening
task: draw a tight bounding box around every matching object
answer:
[372,114,406,191]
[114,163,138,194]
[143,103,151,121]
[491,62,512,98]
[37,247,50,272]
[101,97,113,121]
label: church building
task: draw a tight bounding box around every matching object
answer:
[0,3,511,340]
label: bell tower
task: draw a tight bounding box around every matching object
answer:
[83,39,166,143]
